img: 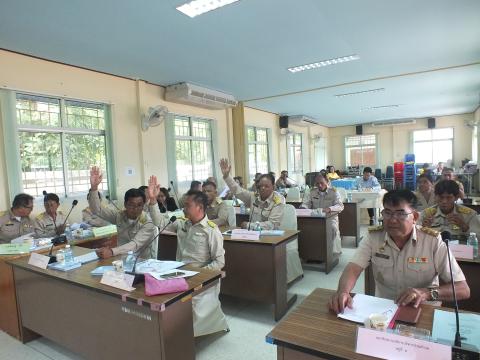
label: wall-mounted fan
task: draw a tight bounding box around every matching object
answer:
[141,105,169,131]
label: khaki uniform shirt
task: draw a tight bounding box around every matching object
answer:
[0,210,35,244]
[154,214,225,271]
[351,225,466,300]
[34,211,67,237]
[414,191,436,212]
[206,197,234,227]
[88,190,156,258]
[419,204,480,238]
[300,187,344,214]
[224,176,285,230]
[82,207,111,227]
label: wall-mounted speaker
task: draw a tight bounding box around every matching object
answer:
[427,117,436,129]
[356,125,363,135]
[279,116,289,129]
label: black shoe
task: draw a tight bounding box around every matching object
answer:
[369,219,374,226]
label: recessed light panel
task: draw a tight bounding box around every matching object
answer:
[176,0,240,18]
[288,54,360,73]
[335,88,385,98]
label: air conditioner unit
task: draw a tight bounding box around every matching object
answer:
[288,115,318,127]
[370,119,416,127]
[165,82,238,110]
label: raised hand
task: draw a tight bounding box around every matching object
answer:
[147,175,161,205]
[90,166,103,190]
[219,158,231,178]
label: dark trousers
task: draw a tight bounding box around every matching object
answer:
[367,208,374,218]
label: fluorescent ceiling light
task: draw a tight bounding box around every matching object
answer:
[335,88,385,98]
[176,0,240,18]
[360,104,402,111]
[287,54,359,73]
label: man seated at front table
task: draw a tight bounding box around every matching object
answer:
[202,181,236,227]
[439,167,465,200]
[300,173,344,254]
[219,158,285,230]
[0,193,35,244]
[88,167,156,259]
[419,179,480,240]
[147,176,228,337]
[82,191,111,227]
[355,166,381,226]
[329,189,470,314]
[275,170,294,190]
[34,192,67,237]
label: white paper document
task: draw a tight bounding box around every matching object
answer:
[134,259,184,274]
[148,269,199,280]
[230,229,260,241]
[338,294,398,324]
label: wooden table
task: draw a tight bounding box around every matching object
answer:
[267,288,439,360]
[0,234,116,341]
[157,229,300,321]
[236,213,337,273]
[9,247,222,360]
[364,256,480,313]
[286,201,302,209]
[338,201,362,246]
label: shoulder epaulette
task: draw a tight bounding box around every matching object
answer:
[420,226,439,237]
[139,214,147,224]
[368,225,384,232]
[424,207,437,216]
[457,206,474,215]
[207,220,217,228]
[35,213,46,220]
[216,198,223,204]
[331,187,337,192]
[273,194,282,205]
[0,210,7,217]
[177,216,187,221]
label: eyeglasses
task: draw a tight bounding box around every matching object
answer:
[381,209,414,220]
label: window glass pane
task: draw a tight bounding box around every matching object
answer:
[413,142,433,164]
[174,118,190,137]
[345,136,361,146]
[256,144,269,174]
[361,135,376,145]
[247,127,255,142]
[65,101,105,130]
[192,140,212,180]
[191,120,210,139]
[294,145,302,172]
[256,129,267,143]
[433,140,453,164]
[65,134,108,195]
[413,129,432,141]
[16,95,60,127]
[432,128,453,140]
[19,132,64,196]
[248,144,257,178]
[362,146,376,166]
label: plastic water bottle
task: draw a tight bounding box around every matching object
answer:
[468,233,478,258]
[124,251,136,272]
[64,245,74,265]
[65,226,73,242]
[254,221,261,231]
[347,193,352,202]
[240,203,246,215]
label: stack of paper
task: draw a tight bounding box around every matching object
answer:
[432,309,480,349]
[338,294,398,324]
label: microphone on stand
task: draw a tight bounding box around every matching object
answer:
[60,200,78,229]
[440,231,479,358]
[170,181,181,208]
[106,195,121,211]
[47,235,68,263]
[126,216,177,284]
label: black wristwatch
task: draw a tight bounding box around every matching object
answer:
[429,287,439,301]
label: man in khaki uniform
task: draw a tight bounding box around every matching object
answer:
[219,159,285,230]
[419,179,480,239]
[88,167,156,259]
[34,193,67,237]
[0,193,35,244]
[329,189,470,314]
[300,173,344,254]
[82,207,111,227]
[147,176,228,337]
[202,181,235,227]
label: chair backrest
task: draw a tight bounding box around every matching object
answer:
[280,204,298,231]
[374,168,382,179]
[286,187,300,201]
[336,187,347,202]
[226,206,236,227]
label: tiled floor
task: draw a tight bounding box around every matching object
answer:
[0,228,368,360]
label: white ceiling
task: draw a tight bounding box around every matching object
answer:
[0,0,479,126]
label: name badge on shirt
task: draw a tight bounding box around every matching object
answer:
[374,252,390,259]
[408,257,428,263]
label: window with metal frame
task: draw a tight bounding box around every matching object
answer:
[413,128,453,165]
[345,134,377,167]
[247,126,270,181]
[15,93,110,197]
[287,133,303,174]
[173,115,214,192]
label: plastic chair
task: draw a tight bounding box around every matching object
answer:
[280,204,303,283]
[226,205,236,227]
[336,187,347,202]
[286,187,301,201]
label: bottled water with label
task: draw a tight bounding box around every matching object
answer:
[468,232,478,258]
[254,221,262,231]
[240,203,246,215]
[124,251,136,272]
[64,245,74,265]
[65,226,73,242]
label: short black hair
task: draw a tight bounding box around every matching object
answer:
[363,167,373,174]
[233,176,243,186]
[435,179,459,197]
[138,185,148,194]
[185,190,208,211]
[44,193,60,204]
[259,173,275,186]
[442,167,454,174]
[202,180,217,190]
[383,189,417,208]
[124,188,146,203]
[315,173,329,183]
[12,193,34,209]
[159,187,170,198]
[417,173,434,184]
[190,180,202,190]
[87,191,102,200]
